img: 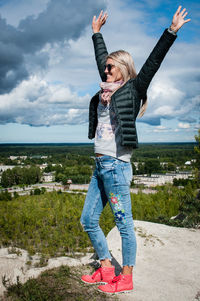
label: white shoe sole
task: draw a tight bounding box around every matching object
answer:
[81,279,107,285]
[98,288,134,294]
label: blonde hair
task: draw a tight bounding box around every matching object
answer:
[106,50,147,117]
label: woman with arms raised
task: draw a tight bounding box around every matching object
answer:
[81,6,190,294]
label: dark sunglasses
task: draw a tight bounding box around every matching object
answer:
[104,63,115,72]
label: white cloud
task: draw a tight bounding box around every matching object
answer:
[0,0,199,133]
[153,125,168,132]
[0,76,90,126]
[178,122,191,129]
[156,125,166,130]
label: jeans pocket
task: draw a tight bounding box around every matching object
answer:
[100,157,117,170]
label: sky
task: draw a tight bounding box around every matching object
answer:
[0,0,199,143]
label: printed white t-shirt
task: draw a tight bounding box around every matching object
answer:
[94,96,133,162]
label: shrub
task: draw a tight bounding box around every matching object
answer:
[0,192,114,256]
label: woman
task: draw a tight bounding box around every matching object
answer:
[81,7,190,294]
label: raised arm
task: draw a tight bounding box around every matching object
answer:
[92,11,109,81]
[135,6,190,98]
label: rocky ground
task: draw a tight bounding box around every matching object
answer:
[0,220,200,301]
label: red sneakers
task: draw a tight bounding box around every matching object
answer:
[98,274,133,294]
[81,266,115,284]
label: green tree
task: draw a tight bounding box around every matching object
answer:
[144,159,162,175]
[1,166,41,188]
[194,129,200,187]
[0,190,12,201]
[169,131,200,228]
[34,188,41,195]
[44,164,53,173]
[166,162,176,172]
[137,162,145,174]
[1,169,15,187]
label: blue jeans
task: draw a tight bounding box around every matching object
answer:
[80,155,137,266]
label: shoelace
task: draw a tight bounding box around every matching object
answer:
[92,267,102,280]
[108,274,122,284]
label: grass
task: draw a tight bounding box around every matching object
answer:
[2,265,118,301]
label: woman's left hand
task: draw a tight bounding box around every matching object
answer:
[170,6,191,32]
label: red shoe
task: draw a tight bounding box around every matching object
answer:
[98,274,133,294]
[81,266,115,284]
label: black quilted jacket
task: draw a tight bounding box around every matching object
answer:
[88,29,177,148]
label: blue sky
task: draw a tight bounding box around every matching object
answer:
[0,0,199,143]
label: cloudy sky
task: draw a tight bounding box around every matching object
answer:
[0,0,199,143]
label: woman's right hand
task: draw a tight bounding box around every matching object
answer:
[92,10,108,33]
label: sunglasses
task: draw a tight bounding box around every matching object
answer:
[104,63,115,72]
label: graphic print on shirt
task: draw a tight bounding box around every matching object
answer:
[95,101,117,141]
[96,123,115,140]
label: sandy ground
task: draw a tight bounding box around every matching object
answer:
[0,220,200,301]
[107,221,200,301]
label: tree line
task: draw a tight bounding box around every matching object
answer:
[1,166,41,188]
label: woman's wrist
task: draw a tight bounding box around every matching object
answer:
[169,25,178,33]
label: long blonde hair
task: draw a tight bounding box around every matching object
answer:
[106,50,147,117]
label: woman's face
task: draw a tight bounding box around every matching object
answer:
[104,58,123,83]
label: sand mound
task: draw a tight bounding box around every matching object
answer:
[0,220,199,301]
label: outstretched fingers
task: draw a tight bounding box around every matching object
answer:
[175,5,182,15]
[182,11,191,23]
[97,10,104,21]
[171,6,191,32]
[184,18,191,24]
[180,8,186,16]
[92,10,108,33]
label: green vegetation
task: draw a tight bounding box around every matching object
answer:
[0,143,196,169]
[1,166,41,188]
[132,142,195,165]
[0,143,94,158]
[194,130,200,187]
[0,192,90,256]
[55,164,93,185]
[132,185,180,222]
[0,183,197,258]
[0,143,196,186]
[168,130,200,228]
[2,265,118,301]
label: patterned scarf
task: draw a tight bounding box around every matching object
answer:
[100,81,124,105]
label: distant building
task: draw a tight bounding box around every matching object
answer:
[0,165,16,172]
[132,162,140,170]
[9,156,27,160]
[133,172,193,187]
[9,156,18,160]
[42,172,55,182]
[19,156,27,160]
[185,159,196,165]
[160,162,169,167]
[39,163,48,169]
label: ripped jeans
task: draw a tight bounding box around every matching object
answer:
[80,155,137,266]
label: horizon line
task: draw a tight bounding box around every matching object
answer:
[0,141,196,145]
